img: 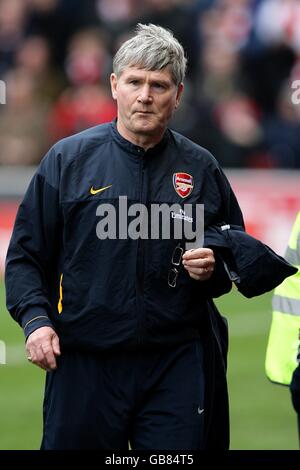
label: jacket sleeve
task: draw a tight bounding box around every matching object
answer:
[5,147,62,340]
[214,166,245,228]
[200,165,245,298]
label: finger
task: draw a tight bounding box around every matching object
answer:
[188,271,211,281]
[188,272,212,281]
[26,340,40,361]
[26,346,37,364]
[27,347,49,371]
[186,268,212,277]
[183,258,213,269]
[34,344,51,371]
[51,334,61,357]
[182,248,214,261]
[186,267,213,281]
[188,272,202,281]
[185,266,212,276]
[25,346,32,360]
[41,342,57,370]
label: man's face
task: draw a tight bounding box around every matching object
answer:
[110,65,183,143]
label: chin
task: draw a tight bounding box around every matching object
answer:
[134,123,156,134]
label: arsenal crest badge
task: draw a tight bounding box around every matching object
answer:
[173,172,194,198]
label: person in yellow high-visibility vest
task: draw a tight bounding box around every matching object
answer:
[265,211,300,442]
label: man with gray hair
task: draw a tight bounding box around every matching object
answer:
[5,23,245,449]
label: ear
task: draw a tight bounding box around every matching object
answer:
[175,83,184,109]
[110,73,118,100]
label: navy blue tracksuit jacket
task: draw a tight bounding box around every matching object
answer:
[5,121,245,448]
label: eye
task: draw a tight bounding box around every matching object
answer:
[153,83,165,90]
[129,80,139,86]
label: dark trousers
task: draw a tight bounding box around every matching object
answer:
[41,339,205,450]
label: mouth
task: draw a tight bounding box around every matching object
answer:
[135,110,152,114]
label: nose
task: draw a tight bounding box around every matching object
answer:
[137,85,152,104]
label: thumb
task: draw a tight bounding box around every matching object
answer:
[51,333,61,356]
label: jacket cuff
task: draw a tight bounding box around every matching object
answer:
[20,307,54,341]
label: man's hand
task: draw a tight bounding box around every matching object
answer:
[182,248,215,281]
[26,326,61,371]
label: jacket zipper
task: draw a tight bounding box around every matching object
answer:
[136,151,146,346]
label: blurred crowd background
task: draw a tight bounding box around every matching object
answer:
[1,0,300,169]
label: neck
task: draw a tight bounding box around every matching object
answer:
[116,120,164,151]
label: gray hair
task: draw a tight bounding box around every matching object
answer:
[113,23,187,86]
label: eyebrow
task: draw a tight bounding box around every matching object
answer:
[125,74,172,86]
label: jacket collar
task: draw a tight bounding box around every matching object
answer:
[109,119,169,157]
